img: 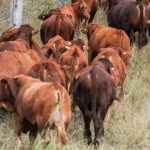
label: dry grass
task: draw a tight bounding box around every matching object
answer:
[0,1,150,150]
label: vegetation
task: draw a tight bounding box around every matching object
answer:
[0,0,149,150]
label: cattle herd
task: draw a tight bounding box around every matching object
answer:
[0,0,150,149]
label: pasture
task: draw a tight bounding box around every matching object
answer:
[0,0,150,150]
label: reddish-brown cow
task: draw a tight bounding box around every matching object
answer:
[0,27,41,51]
[59,44,88,93]
[38,0,90,44]
[0,48,52,111]
[81,23,131,65]
[73,58,117,145]
[91,47,127,97]
[0,24,38,52]
[0,75,72,150]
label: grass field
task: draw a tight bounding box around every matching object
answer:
[0,0,150,150]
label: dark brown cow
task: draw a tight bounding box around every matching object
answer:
[72,0,100,23]
[91,47,127,97]
[28,60,66,89]
[0,75,72,150]
[39,0,90,44]
[81,23,131,64]
[108,0,150,48]
[41,35,72,61]
[59,44,88,93]
[73,58,117,145]
[0,24,38,52]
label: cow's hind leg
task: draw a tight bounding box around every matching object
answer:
[14,115,23,148]
[56,124,67,150]
[29,127,38,148]
[93,110,105,146]
[82,110,92,144]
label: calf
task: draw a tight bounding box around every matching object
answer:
[91,47,127,97]
[0,75,71,150]
[59,44,88,93]
[81,23,131,64]
[39,0,90,43]
[73,58,117,145]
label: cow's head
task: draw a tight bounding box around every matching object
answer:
[72,39,89,51]
[78,0,90,19]
[42,35,72,60]
[20,24,38,36]
[0,77,19,112]
[81,23,104,40]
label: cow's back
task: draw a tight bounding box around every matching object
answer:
[0,51,40,79]
[16,81,71,129]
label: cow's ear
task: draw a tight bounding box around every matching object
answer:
[110,67,120,77]
[46,48,53,57]
[32,30,38,35]
[80,26,88,34]
[66,41,72,46]
[82,45,89,51]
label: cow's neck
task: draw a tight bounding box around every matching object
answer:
[71,3,81,24]
[7,83,18,105]
[17,33,32,48]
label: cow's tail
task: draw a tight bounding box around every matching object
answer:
[91,66,98,125]
[138,0,144,33]
[55,14,62,35]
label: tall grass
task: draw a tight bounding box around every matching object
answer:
[0,1,150,150]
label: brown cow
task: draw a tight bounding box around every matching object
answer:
[72,0,100,23]
[0,75,72,150]
[0,24,38,52]
[41,35,72,61]
[59,44,88,93]
[81,23,131,64]
[0,27,41,51]
[73,58,117,145]
[39,0,90,44]
[0,49,52,111]
[91,47,127,97]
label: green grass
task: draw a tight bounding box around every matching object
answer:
[0,1,150,150]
